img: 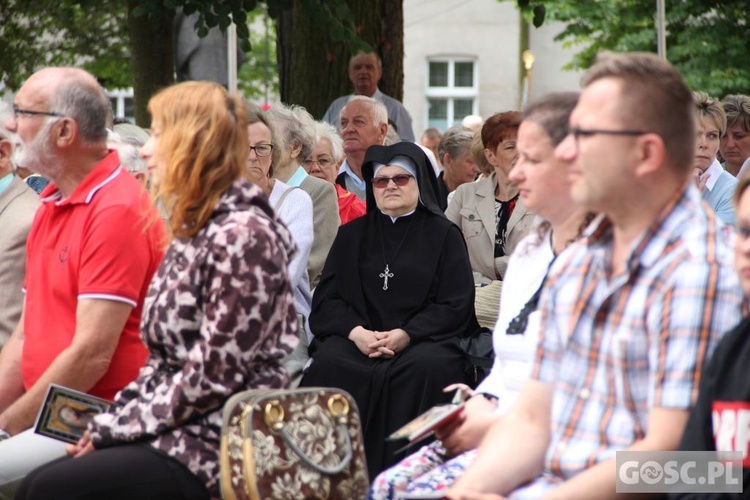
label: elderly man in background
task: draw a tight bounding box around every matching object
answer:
[720,94,750,177]
[0,104,39,350]
[0,67,165,496]
[323,51,415,141]
[335,96,388,200]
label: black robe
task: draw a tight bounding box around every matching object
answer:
[301,142,476,479]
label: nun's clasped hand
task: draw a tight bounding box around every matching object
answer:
[368,328,410,358]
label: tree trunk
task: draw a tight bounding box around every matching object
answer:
[379,0,404,101]
[276,8,294,104]
[127,0,175,127]
[278,0,404,119]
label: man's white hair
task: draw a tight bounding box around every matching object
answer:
[341,95,388,127]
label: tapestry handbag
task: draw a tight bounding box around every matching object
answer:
[219,387,369,500]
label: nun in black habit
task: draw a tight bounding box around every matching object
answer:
[300,141,476,479]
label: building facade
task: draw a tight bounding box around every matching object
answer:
[403,0,582,135]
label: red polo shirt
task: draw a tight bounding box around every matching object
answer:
[23,151,165,400]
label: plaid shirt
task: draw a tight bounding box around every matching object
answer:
[521,183,742,493]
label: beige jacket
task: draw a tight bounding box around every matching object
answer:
[445,173,534,285]
[299,175,340,289]
[0,176,39,346]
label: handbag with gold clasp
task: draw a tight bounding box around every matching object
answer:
[220,387,369,499]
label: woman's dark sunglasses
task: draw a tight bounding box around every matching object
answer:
[371,174,414,189]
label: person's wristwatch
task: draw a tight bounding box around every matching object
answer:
[0,429,10,441]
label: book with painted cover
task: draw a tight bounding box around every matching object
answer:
[387,400,465,445]
[33,384,112,444]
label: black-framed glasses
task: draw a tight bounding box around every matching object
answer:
[248,143,273,157]
[303,157,334,169]
[371,174,414,189]
[12,105,65,122]
[569,127,648,151]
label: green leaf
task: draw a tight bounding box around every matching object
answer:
[532,4,545,27]
[131,5,148,17]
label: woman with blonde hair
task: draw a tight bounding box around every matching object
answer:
[18,81,300,499]
[692,91,737,226]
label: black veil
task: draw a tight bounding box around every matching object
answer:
[361,142,445,218]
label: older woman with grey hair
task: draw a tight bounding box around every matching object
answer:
[435,126,478,209]
[304,121,366,224]
[266,103,340,288]
[106,126,149,186]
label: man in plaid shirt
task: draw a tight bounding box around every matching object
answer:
[448,52,744,499]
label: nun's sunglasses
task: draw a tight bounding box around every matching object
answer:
[371,174,414,189]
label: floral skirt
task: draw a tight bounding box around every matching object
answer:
[369,441,477,499]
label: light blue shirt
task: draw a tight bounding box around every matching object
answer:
[0,173,14,196]
[286,166,308,188]
[702,159,737,226]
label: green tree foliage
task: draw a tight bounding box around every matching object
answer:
[238,6,278,103]
[513,0,750,97]
[0,0,131,90]
[0,0,367,124]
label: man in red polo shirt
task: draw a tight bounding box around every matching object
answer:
[0,67,164,494]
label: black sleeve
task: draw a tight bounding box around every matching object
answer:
[309,228,368,339]
[402,225,475,342]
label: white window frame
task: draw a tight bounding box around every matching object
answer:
[425,57,479,130]
[106,88,134,121]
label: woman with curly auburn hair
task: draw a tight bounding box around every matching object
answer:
[18,81,300,500]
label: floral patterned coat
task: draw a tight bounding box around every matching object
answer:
[89,178,299,498]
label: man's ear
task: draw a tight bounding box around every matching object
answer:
[55,118,77,148]
[633,133,665,177]
[378,123,388,144]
